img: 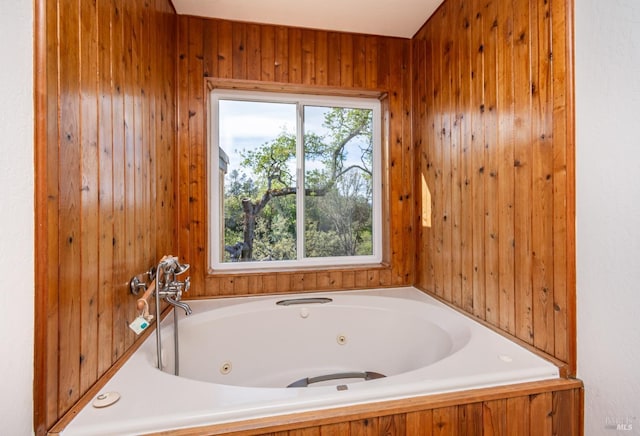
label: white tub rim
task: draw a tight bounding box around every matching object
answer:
[59,286,560,436]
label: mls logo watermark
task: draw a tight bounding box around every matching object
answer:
[605,416,635,431]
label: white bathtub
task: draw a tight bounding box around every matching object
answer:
[61,287,559,435]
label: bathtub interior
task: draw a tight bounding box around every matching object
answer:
[173,294,471,388]
[60,287,560,436]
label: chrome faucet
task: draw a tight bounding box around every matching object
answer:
[165,293,192,315]
[153,256,192,373]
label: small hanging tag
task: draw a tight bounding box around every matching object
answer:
[137,298,155,322]
[129,315,150,335]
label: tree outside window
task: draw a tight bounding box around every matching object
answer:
[210,90,382,270]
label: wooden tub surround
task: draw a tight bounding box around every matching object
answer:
[142,379,583,436]
[34,0,579,434]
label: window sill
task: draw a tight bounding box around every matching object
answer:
[207,261,391,276]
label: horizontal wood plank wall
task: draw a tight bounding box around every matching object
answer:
[412,0,575,372]
[34,0,177,433]
[176,17,414,297]
[149,381,583,435]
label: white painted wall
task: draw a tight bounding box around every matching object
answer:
[576,0,640,434]
[0,1,34,435]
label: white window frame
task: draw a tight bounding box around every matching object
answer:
[209,89,382,271]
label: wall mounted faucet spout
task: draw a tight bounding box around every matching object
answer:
[165,295,192,315]
[153,255,192,374]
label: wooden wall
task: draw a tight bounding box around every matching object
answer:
[34,0,578,433]
[412,0,575,371]
[34,0,177,433]
[175,17,415,297]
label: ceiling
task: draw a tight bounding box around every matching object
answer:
[171,0,444,38]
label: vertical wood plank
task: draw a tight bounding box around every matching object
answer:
[303,272,318,291]
[79,0,100,393]
[246,23,261,81]
[263,274,278,293]
[440,4,453,302]
[483,0,500,326]
[513,0,534,345]
[342,270,355,289]
[277,272,293,292]
[188,17,206,296]
[350,417,379,436]
[352,35,366,88]
[160,0,177,257]
[449,10,463,307]
[147,0,158,281]
[141,0,153,326]
[176,15,191,291]
[291,273,305,292]
[470,0,486,319]
[326,32,341,87]
[458,0,474,313]
[552,389,579,436]
[45,0,60,426]
[483,399,507,436]
[217,20,233,79]
[247,274,264,294]
[274,26,289,83]
[58,0,82,413]
[433,406,459,436]
[530,392,553,436]
[364,36,378,89]
[505,395,530,436]
[430,14,443,297]
[96,0,114,378]
[301,29,316,84]
[406,410,433,436]
[497,0,516,336]
[260,25,276,82]
[563,0,577,374]
[203,19,218,78]
[232,22,247,79]
[387,38,405,286]
[288,28,302,83]
[551,0,570,365]
[315,30,328,86]
[460,402,483,435]
[233,275,249,294]
[413,36,429,290]
[380,414,406,435]
[401,40,414,286]
[339,33,353,87]
[131,0,144,352]
[121,0,137,354]
[376,36,390,89]
[530,0,555,355]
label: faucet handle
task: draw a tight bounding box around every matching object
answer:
[184,277,191,293]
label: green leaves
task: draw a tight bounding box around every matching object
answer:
[223,106,374,262]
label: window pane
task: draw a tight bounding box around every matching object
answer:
[303,106,374,258]
[218,100,297,263]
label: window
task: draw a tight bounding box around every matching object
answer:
[209,89,382,270]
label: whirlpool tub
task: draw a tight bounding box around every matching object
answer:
[61,287,559,435]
